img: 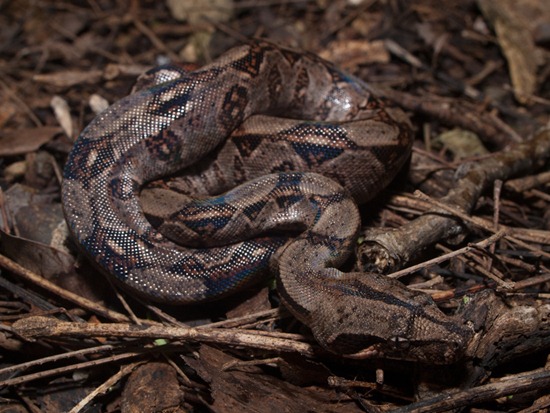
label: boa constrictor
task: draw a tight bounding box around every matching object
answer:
[62,41,471,363]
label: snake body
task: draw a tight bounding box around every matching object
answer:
[62,41,471,362]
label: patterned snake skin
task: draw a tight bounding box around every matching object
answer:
[62,41,471,362]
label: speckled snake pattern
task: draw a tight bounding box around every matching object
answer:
[62,41,472,362]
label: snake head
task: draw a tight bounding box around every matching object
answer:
[308,272,473,364]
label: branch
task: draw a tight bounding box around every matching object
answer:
[357,126,550,273]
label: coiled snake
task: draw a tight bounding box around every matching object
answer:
[62,41,471,363]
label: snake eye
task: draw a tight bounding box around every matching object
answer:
[390,336,410,350]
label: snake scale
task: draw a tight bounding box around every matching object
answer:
[62,41,471,363]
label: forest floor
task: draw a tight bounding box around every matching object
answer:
[0,1,549,412]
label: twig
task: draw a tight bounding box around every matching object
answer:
[358,127,550,273]
[0,343,117,380]
[132,19,179,62]
[0,253,130,323]
[391,368,550,413]
[414,190,550,259]
[12,316,318,357]
[0,349,145,388]
[68,362,144,413]
[0,76,43,127]
[386,231,506,280]
[371,85,523,146]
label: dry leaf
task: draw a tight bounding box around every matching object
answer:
[166,0,234,24]
[477,0,548,104]
[0,126,62,157]
[319,39,389,68]
[435,128,489,159]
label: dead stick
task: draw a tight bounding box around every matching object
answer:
[0,253,130,323]
[12,316,317,357]
[359,127,550,273]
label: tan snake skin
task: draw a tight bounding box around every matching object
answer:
[62,41,472,363]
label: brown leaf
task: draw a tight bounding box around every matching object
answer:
[0,126,62,157]
[320,39,390,69]
[477,0,548,104]
[121,362,185,413]
[184,346,362,413]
